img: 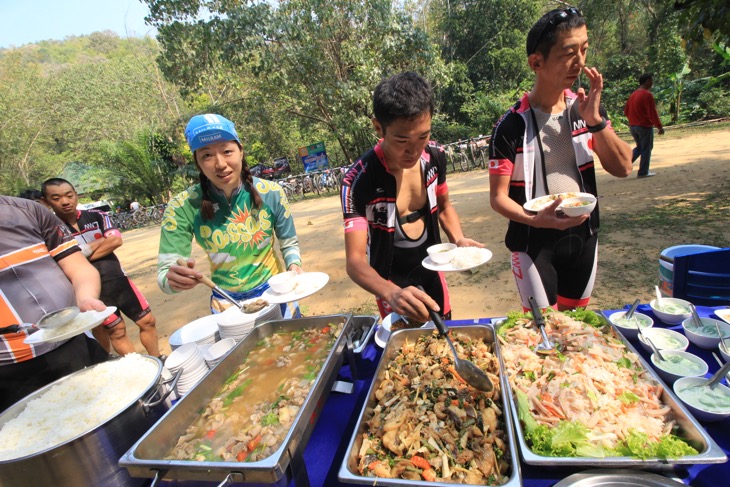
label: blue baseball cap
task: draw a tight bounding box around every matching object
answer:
[185,114,241,152]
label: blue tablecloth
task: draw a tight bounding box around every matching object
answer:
[160,309,729,487]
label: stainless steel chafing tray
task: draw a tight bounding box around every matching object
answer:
[495,312,727,467]
[342,315,379,381]
[338,324,523,487]
[120,314,352,486]
[349,315,378,355]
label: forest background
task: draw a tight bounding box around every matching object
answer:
[1,0,729,203]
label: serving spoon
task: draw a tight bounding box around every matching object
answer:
[624,298,641,321]
[415,287,493,392]
[706,357,730,389]
[716,321,730,354]
[37,306,80,330]
[644,334,666,362]
[654,285,663,307]
[528,296,555,355]
[176,258,245,312]
[689,303,703,329]
[427,309,494,392]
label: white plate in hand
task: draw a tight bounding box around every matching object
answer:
[422,248,492,272]
[24,306,117,344]
[261,272,330,304]
[523,192,594,213]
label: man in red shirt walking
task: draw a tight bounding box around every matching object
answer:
[624,73,664,178]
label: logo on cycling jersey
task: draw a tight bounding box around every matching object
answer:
[199,203,272,254]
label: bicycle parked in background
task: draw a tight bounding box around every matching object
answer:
[467,136,489,170]
[110,204,166,230]
[445,142,469,173]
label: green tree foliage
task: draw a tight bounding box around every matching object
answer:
[98,132,182,205]
[1,1,728,198]
[0,33,186,196]
[145,0,446,163]
[672,0,730,48]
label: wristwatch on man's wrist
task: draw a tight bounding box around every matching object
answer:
[586,117,607,133]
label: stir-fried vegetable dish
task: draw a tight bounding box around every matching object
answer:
[498,310,698,459]
[357,331,510,484]
[167,323,342,462]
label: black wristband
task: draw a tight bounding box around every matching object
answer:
[587,117,607,133]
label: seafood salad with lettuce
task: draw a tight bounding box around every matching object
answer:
[498,309,697,459]
[357,331,510,484]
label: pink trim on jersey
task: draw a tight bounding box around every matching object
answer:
[578,162,595,172]
[343,216,368,233]
[557,295,590,309]
[489,158,513,175]
[104,229,122,238]
[436,182,448,196]
[128,278,150,309]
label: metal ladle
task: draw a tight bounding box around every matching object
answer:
[689,303,703,329]
[713,321,729,355]
[624,298,641,321]
[707,357,730,389]
[623,298,642,328]
[414,287,492,392]
[37,306,80,329]
[528,296,555,355]
[644,334,666,363]
[427,309,493,392]
[176,258,245,312]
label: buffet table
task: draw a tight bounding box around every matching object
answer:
[156,306,729,487]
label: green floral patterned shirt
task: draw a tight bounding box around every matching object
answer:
[157,178,301,293]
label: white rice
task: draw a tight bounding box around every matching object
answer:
[0,353,158,461]
[451,247,487,270]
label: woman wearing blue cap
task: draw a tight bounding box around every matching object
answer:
[157,114,303,317]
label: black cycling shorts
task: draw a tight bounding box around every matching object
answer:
[99,276,152,327]
[511,225,598,310]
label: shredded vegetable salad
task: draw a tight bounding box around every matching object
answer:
[498,310,697,459]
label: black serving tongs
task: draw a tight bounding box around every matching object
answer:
[528,296,556,355]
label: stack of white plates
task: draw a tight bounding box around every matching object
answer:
[215,307,256,342]
[254,301,282,327]
[203,338,237,368]
[165,343,209,396]
[169,315,220,351]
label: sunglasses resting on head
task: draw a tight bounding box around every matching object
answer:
[527,7,583,55]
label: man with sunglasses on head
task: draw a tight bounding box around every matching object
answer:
[488,7,632,312]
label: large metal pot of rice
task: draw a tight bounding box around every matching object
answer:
[0,354,175,487]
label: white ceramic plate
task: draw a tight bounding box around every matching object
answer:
[24,306,117,344]
[422,248,492,272]
[373,325,389,348]
[169,315,219,348]
[261,272,329,304]
[714,308,730,325]
[523,192,594,213]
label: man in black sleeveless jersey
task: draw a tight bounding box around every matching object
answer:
[342,72,483,323]
[42,179,162,358]
[488,8,631,311]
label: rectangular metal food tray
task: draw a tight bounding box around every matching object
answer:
[342,315,379,382]
[350,315,378,355]
[120,314,353,486]
[338,324,523,487]
[495,312,727,467]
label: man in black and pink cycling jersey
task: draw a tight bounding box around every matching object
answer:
[341,72,482,323]
[42,178,162,358]
[488,7,631,311]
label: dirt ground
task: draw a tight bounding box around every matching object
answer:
[115,128,730,356]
